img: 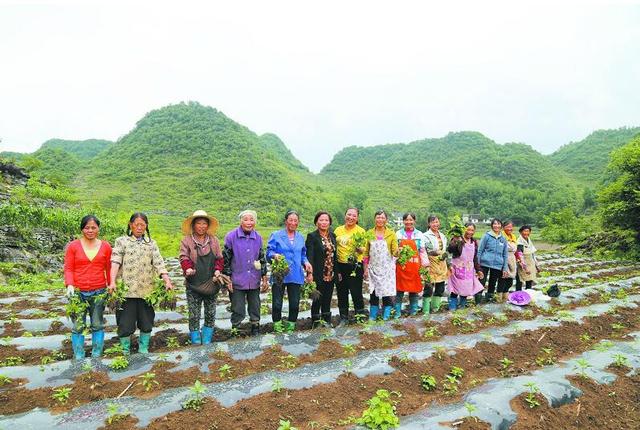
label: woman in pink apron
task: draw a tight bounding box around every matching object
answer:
[447,222,484,310]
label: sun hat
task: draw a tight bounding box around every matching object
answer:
[181,210,219,236]
[508,290,531,306]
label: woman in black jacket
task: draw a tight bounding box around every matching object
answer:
[305,211,337,327]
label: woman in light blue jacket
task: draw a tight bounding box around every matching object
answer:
[267,210,313,333]
[476,218,509,304]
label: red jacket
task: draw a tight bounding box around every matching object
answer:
[64,240,112,291]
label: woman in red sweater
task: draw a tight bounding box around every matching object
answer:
[64,215,112,359]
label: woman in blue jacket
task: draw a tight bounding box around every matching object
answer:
[267,210,313,333]
[476,218,509,303]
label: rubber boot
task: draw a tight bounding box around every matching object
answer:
[459,297,468,309]
[91,330,104,358]
[285,321,296,333]
[71,333,85,360]
[393,301,402,319]
[190,330,202,345]
[201,326,214,344]
[448,296,458,311]
[409,296,419,316]
[119,336,131,355]
[431,296,443,313]
[138,332,151,354]
[250,324,260,336]
[382,306,392,321]
[321,312,332,326]
[369,305,379,320]
[422,297,431,316]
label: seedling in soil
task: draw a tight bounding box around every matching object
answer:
[81,362,92,372]
[357,389,400,430]
[157,353,169,362]
[0,375,12,386]
[166,336,180,349]
[277,419,298,430]
[450,366,465,380]
[615,289,628,300]
[182,380,207,411]
[218,364,233,379]
[382,333,394,346]
[354,314,367,325]
[464,402,478,421]
[523,382,541,408]
[279,354,297,369]
[41,355,55,366]
[442,375,459,395]
[612,354,629,368]
[0,336,11,345]
[343,359,353,373]
[420,374,437,391]
[51,387,72,404]
[104,344,124,356]
[500,357,514,371]
[434,346,447,360]
[423,326,440,339]
[139,372,159,391]
[22,331,33,337]
[599,291,612,302]
[594,340,615,352]
[535,347,556,366]
[343,343,356,356]
[574,358,592,378]
[106,403,130,425]
[396,351,411,364]
[0,356,24,367]
[273,322,286,334]
[580,333,592,343]
[611,323,625,331]
[271,377,284,393]
[522,309,534,319]
[52,350,66,360]
[110,356,129,370]
[556,310,575,321]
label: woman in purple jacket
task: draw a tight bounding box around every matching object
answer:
[222,210,269,336]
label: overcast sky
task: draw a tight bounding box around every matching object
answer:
[1,0,639,172]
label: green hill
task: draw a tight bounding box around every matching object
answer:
[549,127,640,184]
[39,138,113,159]
[73,102,326,226]
[319,131,581,225]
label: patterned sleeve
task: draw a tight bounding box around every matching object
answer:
[111,237,125,266]
[151,241,168,276]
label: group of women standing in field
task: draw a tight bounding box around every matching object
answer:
[63,208,539,358]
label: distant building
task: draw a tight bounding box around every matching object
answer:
[462,213,492,225]
[391,212,404,228]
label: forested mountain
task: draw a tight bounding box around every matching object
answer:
[549,127,640,184]
[72,102,325,226]
[39,138,113,159]
[319,132,581,225]
[4,101,637,231]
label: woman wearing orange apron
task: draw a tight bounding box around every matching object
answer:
[395,213,428,317]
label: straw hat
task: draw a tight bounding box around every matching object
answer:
[181,210,219,235]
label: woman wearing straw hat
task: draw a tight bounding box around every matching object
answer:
[179,210,224,345]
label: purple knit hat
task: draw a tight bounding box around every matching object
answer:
[508,291,531,306]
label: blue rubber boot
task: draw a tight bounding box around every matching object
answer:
[459,297,468,309]
[448,296,458,311]
[71,333,85,360]
[369,305,379,321]
[91,330,104,358]
[201,326,214,344]
[409,296,419,315]
[119,336,131,355]
[138,332,151,354]
[393,301,402,319]
[190,330,202,345]
[382,306,392,321]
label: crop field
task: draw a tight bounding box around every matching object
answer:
[0,254,639,429]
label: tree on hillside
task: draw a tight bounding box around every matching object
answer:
[598,135,640,248]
